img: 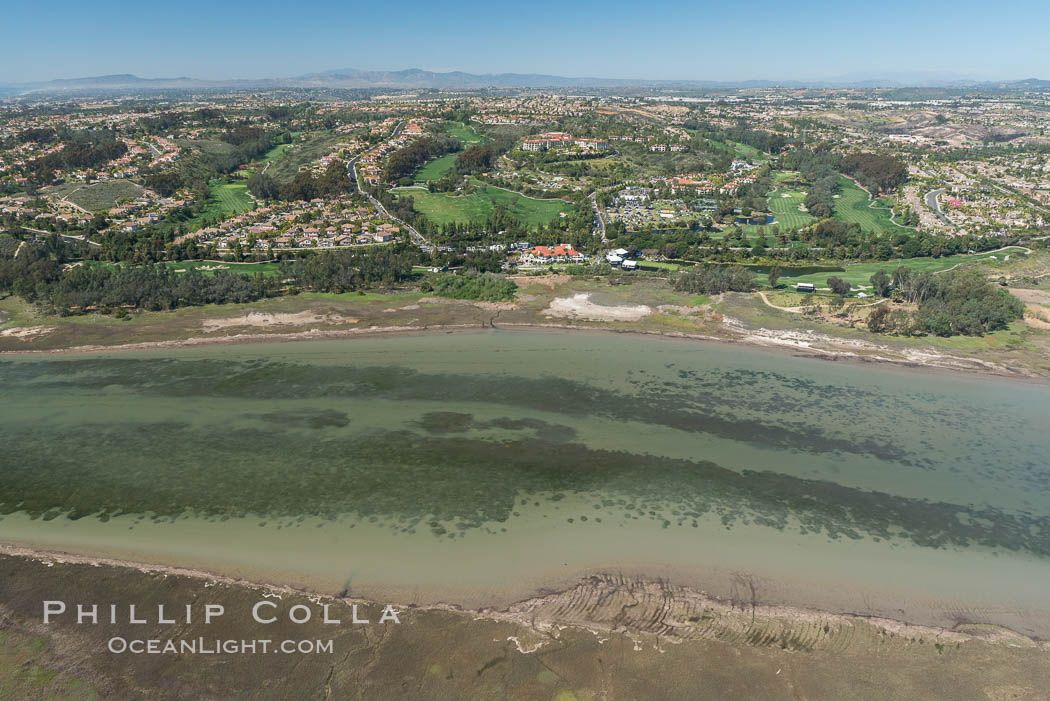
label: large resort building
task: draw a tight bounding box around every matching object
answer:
[521,132,609,152]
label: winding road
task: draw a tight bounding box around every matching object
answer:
[345,120,431,250]
[924,188,951,225]
[18,225,101,247]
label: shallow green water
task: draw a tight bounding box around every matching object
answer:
[2,330,1048,629]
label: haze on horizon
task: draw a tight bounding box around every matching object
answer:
[2,0,1047,84]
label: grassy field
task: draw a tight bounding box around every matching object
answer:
[414,152,459,181]
[259,142,293,164]
[833,177,913,235]
[183,180,254,229]
[635,260,682,271]
[412,122,486,182]
[209,181,253,216]
[444,122,484,145]
[400,179,572,226]
[727,140,765,160]
[44,180,146,212]
[768,188,815,230]
[164,260,281,275]
[772,248,1028,287]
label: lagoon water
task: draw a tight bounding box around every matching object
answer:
[2,330,1049,634]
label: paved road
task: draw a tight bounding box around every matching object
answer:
[589,191,606,241]
[924,189,951,225]
[344,121,431,250]
[18,225,101,247]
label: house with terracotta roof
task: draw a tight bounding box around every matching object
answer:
[519,244,585,265]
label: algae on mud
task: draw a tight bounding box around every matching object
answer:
[4,555,1049,701]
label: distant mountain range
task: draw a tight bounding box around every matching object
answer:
[3,69,1050,94]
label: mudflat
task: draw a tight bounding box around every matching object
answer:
[1,554,1048,700]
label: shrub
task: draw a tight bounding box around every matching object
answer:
[432,273,517,302]
[671,265,754,294]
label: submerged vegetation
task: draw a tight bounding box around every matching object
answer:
[1,341,1047,559]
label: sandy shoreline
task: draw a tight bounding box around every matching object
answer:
[2,543,1040,649]
[0,316,1042,384]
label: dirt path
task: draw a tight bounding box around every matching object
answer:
[758,291,890,314]
[483,183,572,203]
[933,246,1032,275]
[58,189,91,215]
[757,291,809,313]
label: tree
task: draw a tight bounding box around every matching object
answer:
[671,265,754,294]
[767,263,782,289]
[867,304,890,333]
[870,269,891,297]
[455,145,499,175]
[247,172,279,200]
[827,276,851,296]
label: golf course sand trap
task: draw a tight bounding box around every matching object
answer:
[545,293,651,321]
[201,311,356,332]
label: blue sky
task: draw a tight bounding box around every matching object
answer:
[3,0,1047,83]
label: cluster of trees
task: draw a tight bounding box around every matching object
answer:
[425,272,517,302]
[840,153,908,194]
[781,147,908,205]
[765,216,1029,264]
[383,135,458,183]
[454,145,499,175]
[249,160,349,201]
[461,250,505,273]
[0,247,282,315]
[722,120,789,154]
[865,269,1024,336]
[278,247,416,293]
[137,108,231,134]
[137,112,184,133]
[220,126,265,146]
[0,233,19,258]
[781,147,840,181]
[23,130,128,186]
[10,127,57,145]
[143,171,183,197]
[187,129,288,177]
[670,264,755,294]
[683,119,789,155]
[804,175,840,218]
[826,276,852,295]
[1,241,423,314]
